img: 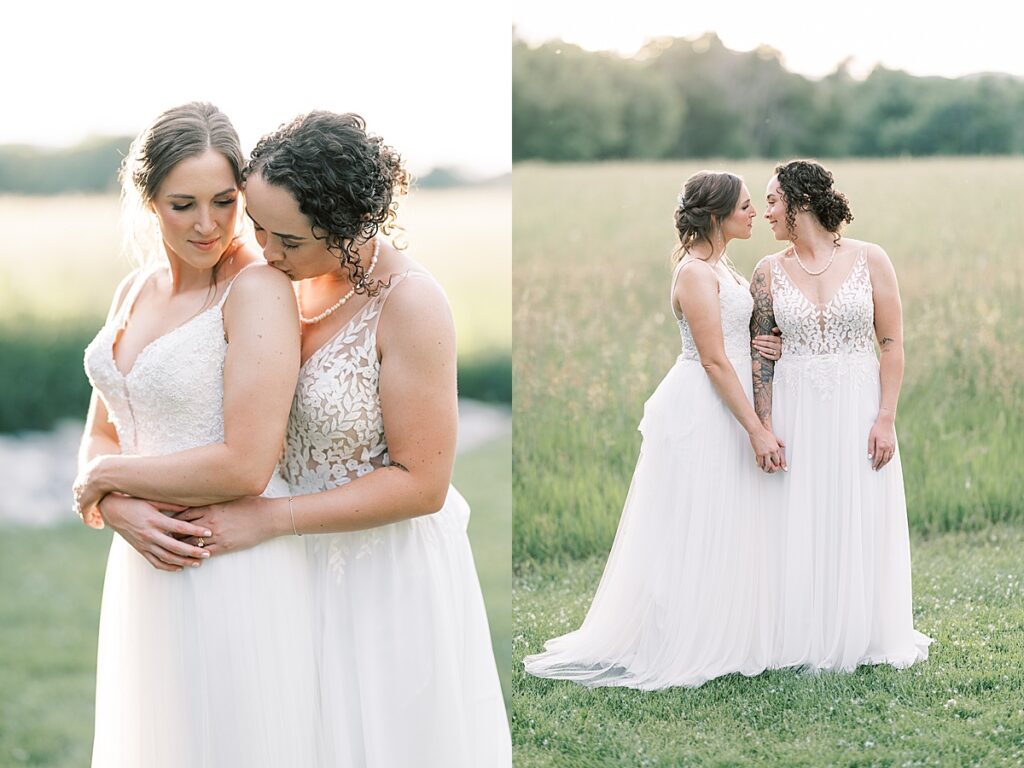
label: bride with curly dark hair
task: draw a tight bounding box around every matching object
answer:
[176,111,511,766]
[750,158,932,673]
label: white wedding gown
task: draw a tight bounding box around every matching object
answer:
[524,262,779,689]
[281,269,511,767]
[84,264,318,767]
[767,249,932,670]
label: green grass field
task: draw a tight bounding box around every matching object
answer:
[513,158,1024,565]
[512,158,1024,765]
[513,524,1024,767]
[0,434,510,767]
[0,185,510,357]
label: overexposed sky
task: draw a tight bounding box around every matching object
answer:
[514,0,1024,80]
[2,0,510,176]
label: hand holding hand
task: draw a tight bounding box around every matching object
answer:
[749,426,787,474]
[98,493,211,572]
[174,496,284,557]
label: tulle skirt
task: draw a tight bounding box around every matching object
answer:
[769,352,932,671]
[307,484,511,767]
[91,496,319,767]
[524,354,779,690]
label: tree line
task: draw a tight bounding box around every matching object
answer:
[513,33,1024,161]
[0,139,484,195]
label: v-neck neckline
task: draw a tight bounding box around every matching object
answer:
[775,249,865,310]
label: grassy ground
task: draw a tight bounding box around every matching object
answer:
[0,434,510,767]
[513,524,1024,767]
[513,158,1024,564]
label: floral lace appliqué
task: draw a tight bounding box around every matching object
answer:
[677,271,754,361]
[771,251,878,397]
[283,273,431,579]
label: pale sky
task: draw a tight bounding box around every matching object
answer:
[514,0,1024,80]
[1,0,510,177]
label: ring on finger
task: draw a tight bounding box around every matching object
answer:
[197,537,205,548]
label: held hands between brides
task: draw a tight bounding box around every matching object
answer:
[749,425,787,474]
[173,496,288,557]
[97,493,211,572]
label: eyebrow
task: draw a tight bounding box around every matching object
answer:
[167,188,237,199]
[245,208,307,241]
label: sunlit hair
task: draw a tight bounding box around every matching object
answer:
[774,159,854,246]
[119,102,246,266]
[671,170,743,270]
[243,111,410,297]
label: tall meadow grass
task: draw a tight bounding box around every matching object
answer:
[513,158,1024,565]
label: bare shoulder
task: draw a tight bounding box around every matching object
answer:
[677,257,717,290]
[379,267,454,331]
[854,241,897,283]
[224,260,294,303]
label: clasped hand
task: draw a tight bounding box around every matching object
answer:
[750,425,787,474]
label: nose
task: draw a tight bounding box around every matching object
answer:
[261,241,284,264]
[194,206,216,236]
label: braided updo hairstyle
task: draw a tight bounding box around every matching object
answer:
[672,171,742,265]
[244,111,410,296]
[774,159,853,246]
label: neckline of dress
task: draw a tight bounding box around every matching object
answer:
[297,269,422,371]
[110,305,222,380]
[298,295,382,371]
[774,248,866,310]
[109,262,258,380]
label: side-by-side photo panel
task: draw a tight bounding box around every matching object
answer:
[512,5,1024,766]
[0,3,511,766]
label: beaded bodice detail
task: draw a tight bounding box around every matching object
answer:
[674,264,754,361]
[769,250,875,357]
[282,271,429,494]
[83,265,257,456]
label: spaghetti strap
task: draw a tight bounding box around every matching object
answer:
[115,266,159,330]
[216,261,264,309]
[377,269,437,312]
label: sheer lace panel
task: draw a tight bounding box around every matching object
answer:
[770,250,875,358]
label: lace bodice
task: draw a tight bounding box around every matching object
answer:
[673,262,754,362]
[770,250,875,357]
[83,264,258,456]
[282,270,430,494]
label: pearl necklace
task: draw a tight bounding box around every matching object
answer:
[298,239,380,325]
[793,244,837,276]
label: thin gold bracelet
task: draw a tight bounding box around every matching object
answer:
[287,496,302,537]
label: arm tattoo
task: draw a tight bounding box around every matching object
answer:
[749,269,776,425]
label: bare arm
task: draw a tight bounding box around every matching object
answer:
[867,245,903,470]
[179,274,460,553]
[75,265,301,507]
[749,258,777,428]
[678,262,784,471]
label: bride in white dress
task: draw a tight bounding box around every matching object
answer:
[74,103,317,767]
[174,112,511,766]
[750,159,931,671]
[523,171,786,689]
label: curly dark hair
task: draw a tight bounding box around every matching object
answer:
[774,159,853,246]
[672,170,742,264]
[243,111,410,296]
